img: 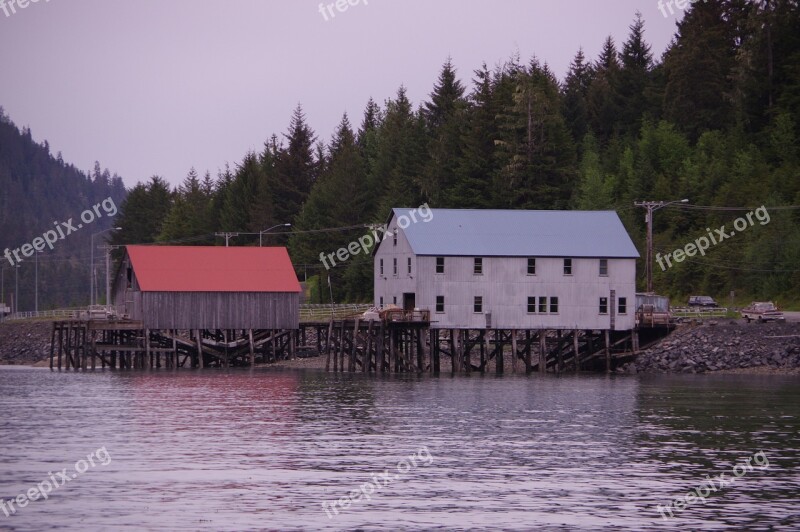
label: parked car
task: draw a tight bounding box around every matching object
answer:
[688,295,718,307]
[741,302,785,323]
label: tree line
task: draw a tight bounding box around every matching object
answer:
[106,1,800,305]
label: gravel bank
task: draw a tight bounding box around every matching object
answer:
[0,321,52,366]
[623,321,800,374]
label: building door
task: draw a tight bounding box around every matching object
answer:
[403,293,416,311]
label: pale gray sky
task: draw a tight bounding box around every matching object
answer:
[0,0,683,188]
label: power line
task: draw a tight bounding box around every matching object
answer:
[674,204,800,212]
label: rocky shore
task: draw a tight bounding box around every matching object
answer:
[0,320,53,366]
[623,321,800,374]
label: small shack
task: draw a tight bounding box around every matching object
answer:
[112,245,301,330]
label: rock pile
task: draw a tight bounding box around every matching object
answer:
[623,321,800,374]
[0,321,53,365]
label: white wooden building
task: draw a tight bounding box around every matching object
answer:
[374,209,640,331]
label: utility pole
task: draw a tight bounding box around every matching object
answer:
[98,245,122,309]
[634,199,689,293]
[215,232,239,247]
[91,227,121,306]
[14,263,20,314]
[34,250,41,313]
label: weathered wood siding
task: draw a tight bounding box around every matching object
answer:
[111,252,299,330]
[138,292,299,330]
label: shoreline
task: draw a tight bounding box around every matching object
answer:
[2,320,799,375]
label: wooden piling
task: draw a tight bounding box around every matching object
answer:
[196,330,204,369]
[431,329,440,374]
[539,330,546,374]
[511,331,518,373]
[495,329,504,374]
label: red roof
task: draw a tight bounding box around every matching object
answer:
[126,246,301,293]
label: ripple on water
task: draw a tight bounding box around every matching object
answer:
[0,368,798,531]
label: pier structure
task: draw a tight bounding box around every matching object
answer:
[49,320,299,369]
[320,315,640,374]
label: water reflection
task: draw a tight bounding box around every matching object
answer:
[0,367,797,531]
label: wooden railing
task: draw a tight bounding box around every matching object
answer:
[299,304,372,322]
[381,308,431,323]
[3,309,83,321]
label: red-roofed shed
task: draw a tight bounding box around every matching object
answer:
[112,246,300,330]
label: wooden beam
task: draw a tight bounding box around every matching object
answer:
[539,330,546,374]
[196,330,204,369]
[248,329,255,367]
[511,331,518,373]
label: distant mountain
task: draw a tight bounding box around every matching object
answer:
[0,108,126,311]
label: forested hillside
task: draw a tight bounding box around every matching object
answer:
[0,109,126,310]
[14,0,800,307]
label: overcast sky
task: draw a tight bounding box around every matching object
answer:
[0,0,684,188]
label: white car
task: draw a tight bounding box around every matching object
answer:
[741,302,785,323]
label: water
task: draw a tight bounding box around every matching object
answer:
[0,366,798,531]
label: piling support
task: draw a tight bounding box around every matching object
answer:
[511,331,518,373]
[539,330,546,374]
[196,330,204,369]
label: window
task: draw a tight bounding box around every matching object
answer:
[474,296,483,313]
[393,258,398,276]
[474,257,483,275]
[393,296,397,305]
[407,257,412,275]
[563,259,572,275]
[436,257,445,274]
[393,230,397,246]
[436,296,445,313]
[599,259,608,276]
[379,297,384,307]
[618,297,627,314]
[599,297,608,314]
[527,296,536,313]
[380,259,384,276]
[550,297,559,313]
[538,296,547,314]
[527,258,536,275]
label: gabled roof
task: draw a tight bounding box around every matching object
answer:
[125,246,301,293]
[387,208,640,258]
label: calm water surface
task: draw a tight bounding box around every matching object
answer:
[0,366,798,531]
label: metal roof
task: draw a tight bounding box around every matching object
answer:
[126,246,302,293]
[391,209,640,258]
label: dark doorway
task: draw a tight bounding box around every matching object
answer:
[403,293,416,311]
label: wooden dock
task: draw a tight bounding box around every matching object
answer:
[50,309,641,374]
[50,320,300,370]
[321,321,639,374]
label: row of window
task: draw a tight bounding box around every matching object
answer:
[380,257,610,276]
[374,296,628,315]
